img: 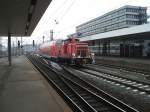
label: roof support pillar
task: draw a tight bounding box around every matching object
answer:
[8,33,11,66]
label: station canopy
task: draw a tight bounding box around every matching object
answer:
[0,0,52,36]
[80,23,150,41]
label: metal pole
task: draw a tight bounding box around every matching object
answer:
[21,37,22,46]
[43,36,45,43]
[8,33,11,66]
[0,38,1,56]
[21,37,22,55]
[50,30,53,41]
[13,42,14,56]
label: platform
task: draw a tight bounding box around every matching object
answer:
[0,56,72,112]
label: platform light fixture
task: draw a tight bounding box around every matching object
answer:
[25,0,37,35]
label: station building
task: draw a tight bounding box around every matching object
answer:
[75,5,150,58]
[80,23,150,57]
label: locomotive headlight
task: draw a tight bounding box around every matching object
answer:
[91,53,95,58]
[72,53,75,57]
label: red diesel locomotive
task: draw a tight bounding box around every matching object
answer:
[39,37,93,65]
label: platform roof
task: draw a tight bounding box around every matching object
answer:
[80,23,150,41]
[0,0,52,36]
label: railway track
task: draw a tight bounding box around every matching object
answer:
[71,66,150,95]
[95,63,150,77]
[28,55,84,112]
[28,55,139,112]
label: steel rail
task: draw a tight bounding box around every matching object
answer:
[28,55,84,112]
[63,66,139,112]
[96,63,150,76]
[28,55,139,112]
[28,55,96,112]
[84,65,150,85]
[80,66,150,94]
[60,74,125,112]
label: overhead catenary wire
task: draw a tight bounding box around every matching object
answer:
[58,0,77,21]
[56,0,149,33]
[49,0,70,21]
[46,0,78,32]
[55,0,132,30]
[50,0,78,37]
[48,0,150,39]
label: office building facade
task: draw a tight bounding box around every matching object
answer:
[76,5,147,37]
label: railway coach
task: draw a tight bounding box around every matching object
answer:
[39,37,93,65]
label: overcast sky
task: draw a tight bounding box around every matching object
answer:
[1,0,150,47]
[29,0,150,44]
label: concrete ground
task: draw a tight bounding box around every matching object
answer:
[0,56,72,112]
